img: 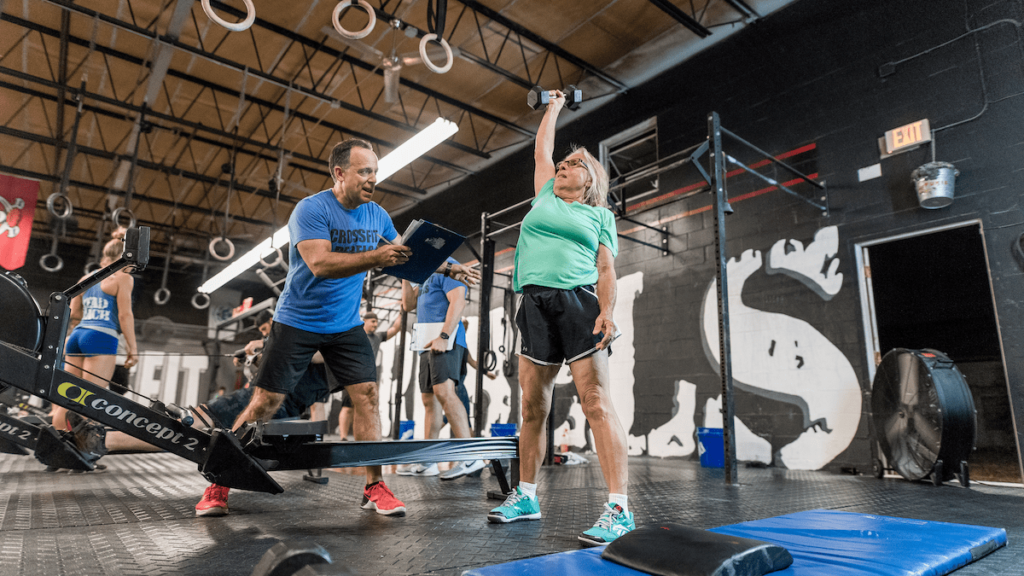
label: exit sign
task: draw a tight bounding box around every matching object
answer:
[879,119,931,157]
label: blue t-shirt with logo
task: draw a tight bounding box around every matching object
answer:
[415,258,468,351]
[275,190,397,334]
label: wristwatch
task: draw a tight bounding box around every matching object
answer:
[439,332,450,340]
[444,262,453,277]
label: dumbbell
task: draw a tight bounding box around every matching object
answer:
[527,85,583,111]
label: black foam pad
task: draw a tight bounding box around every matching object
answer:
[601,523,793,576]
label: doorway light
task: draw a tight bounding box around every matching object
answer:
[197,118,458,295]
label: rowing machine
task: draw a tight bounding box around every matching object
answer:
[0,227,519,494]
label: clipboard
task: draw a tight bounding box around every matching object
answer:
[380,219,465,284]
[410,322,456,352]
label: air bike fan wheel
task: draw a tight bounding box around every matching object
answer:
[871,348,976,487]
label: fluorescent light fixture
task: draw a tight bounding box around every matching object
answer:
[378,117,458,180]
[198,117,458,294]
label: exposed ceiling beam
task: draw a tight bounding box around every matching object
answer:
[0,68,427,198]
[207,1,534,139]
[0,12,474,178]
[646,0,712,38]
[452,0,629,91]
[723,0,760,20]
[31,0,488,162]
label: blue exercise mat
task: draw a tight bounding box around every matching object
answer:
[466,509,1006,576]
[464,548,642,576]
[710,509,1006,576]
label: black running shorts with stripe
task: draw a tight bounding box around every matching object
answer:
[516,284,605,366]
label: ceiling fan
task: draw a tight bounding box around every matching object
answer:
[323,19,458,103]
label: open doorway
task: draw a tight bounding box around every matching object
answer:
[859,222,1020,483]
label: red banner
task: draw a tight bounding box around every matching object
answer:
[0,174,39,270]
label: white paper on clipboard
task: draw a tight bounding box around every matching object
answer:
[411,322,456,352]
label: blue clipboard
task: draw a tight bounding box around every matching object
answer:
[380,220,465,284]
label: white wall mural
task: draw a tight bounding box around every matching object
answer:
[766,226,843,300]
[699,226,860,470]
[645,379,698,457]
[135,350,208,407]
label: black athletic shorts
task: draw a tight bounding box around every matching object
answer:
[516,284,608,365]
[252,322,377,397]
[418,344,468,393]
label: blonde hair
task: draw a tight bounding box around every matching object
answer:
[102,238,124,262]
[568,146,609,208]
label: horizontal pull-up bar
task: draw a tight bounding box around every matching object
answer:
[489,197,534,220]
[725,153,828,214]
[608,140,708,194]
[719,127,824,191]
[488,221,523,239]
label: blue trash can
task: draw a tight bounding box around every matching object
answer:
[697,427,724,468]
[399,420,415,440]
[490,423,518,437]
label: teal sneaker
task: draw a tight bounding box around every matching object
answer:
[578,503,635,547]
[487,487,541,523]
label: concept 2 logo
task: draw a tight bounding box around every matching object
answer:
[57,382,200,451]
[58,381,94,406]
[0,422,33,441]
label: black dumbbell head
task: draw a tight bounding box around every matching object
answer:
[564,85,582,111]
[527,86,549,110]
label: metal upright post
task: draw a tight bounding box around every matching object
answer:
[390,309,408,439]
[708,112,739,485]
[475,212,495,437]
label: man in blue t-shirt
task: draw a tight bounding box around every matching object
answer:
[400,258,486,481]
[195,139,480,518]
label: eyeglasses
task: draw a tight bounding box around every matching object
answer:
[556,158,589,172]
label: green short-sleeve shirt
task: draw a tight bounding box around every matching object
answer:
[513,178,618,292]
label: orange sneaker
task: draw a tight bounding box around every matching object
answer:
[361,481,406,516]
[196,484,229,517]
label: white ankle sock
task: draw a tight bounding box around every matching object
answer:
[519,481,537,498]
[609,493,628,513]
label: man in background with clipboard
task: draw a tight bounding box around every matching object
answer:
[401,258,486,480]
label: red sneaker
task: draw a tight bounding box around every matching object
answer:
[196,484,229,517]
[361,481,406,517]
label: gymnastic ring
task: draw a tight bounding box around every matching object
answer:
[191,292,211,310]
[209,236,235,261]
[419,34,453,74]
[111,207,136,230]
[154,287,172,306]
[201,0,255,32]
[84,261,100,275]
[260,247,284,268]
[40,253,64,273]
[46,193,73,219]
[332,0,375,40]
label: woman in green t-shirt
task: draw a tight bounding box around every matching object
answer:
[488,90,635,547]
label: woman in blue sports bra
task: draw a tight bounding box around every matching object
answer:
[55,238,138,432]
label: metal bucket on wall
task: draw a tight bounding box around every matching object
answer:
[911,162,959,209]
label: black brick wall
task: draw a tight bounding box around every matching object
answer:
[410,0,1024,473]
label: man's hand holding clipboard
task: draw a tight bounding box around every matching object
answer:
[377,220,481,286]
[375,234,413,267]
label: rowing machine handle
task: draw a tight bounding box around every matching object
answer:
[166,403,194,427]
[150,400,194,427]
